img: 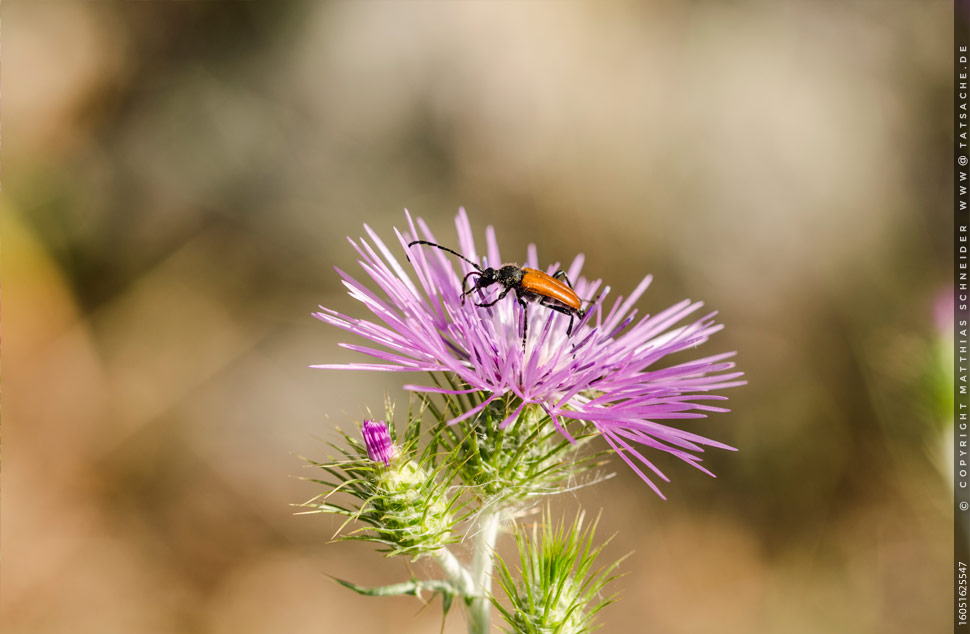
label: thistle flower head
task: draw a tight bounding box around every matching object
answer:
[313,209,744,497]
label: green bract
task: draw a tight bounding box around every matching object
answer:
[492,509,626,634]
[420,382,610,507]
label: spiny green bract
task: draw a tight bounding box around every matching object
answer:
[300,407,461,559]
[370,458,453,553]
[420,381,609,505]
[492,510,626,634]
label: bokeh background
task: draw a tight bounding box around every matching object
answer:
[2,2,956,633]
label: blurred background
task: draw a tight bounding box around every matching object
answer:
[2,1,955,633]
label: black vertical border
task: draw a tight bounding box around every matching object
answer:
[956,2,970,631]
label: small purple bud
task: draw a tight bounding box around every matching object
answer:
[362,420,395,466]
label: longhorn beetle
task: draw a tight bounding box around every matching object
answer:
[407,240,587,350]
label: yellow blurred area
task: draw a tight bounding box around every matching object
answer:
[2,1,954,633]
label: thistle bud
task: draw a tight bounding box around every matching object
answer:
[362,420,395,466]
[494,511,621,634]
[372,457,454,557]
[305,418,457,559]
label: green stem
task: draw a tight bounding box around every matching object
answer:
[433,546,475,596]
[468,512,502,634]
[332,576,458,598]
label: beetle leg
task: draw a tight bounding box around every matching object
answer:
[539,298,580,337]
[517,291,529,351]
[552,269,576,289]
[475,286,511,308]
[578,286,608,317]
[461,271,480,303]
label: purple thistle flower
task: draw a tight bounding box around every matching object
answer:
[313,209,745,498]
[362,420,395,466]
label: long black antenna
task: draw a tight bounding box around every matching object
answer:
[407,240,482,271]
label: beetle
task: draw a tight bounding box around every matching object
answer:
[407,240,586,350]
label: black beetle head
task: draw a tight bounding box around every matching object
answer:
[475,267,499,288]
